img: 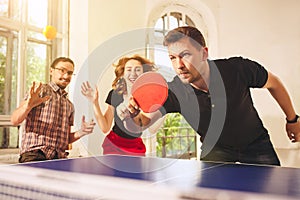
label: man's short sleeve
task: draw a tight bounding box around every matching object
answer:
[236,57,268,88]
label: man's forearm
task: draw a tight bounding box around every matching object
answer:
[267,80,296,120]
[10,101,32,125]
[264,72,297,119]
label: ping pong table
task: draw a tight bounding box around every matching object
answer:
[1,155,300,199]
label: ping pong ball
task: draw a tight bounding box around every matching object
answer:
[43,25,57,40]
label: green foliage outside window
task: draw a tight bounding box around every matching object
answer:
[0,37,6,114]
[25,44,47,91]
[156,113,197,158]
[0,53,5,114]
[0,36,46,148]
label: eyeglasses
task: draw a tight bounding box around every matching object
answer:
[54,67,75,76]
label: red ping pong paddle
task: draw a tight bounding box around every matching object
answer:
[131,72,168,113]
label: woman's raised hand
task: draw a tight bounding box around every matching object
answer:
[81,81,99,104]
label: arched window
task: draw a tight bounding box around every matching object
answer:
[146,2,217,159]
[148,3,213,81]
[145,3,204,159]
[153,12,196,81]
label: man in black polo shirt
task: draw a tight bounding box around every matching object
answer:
[123,26,300,166]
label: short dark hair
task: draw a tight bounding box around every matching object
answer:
[50,57,74,69]
[163,26,206,49]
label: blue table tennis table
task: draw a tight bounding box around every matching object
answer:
[2,155,300,199]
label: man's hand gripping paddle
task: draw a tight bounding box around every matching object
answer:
[131,72,168,113]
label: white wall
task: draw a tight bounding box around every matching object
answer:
[69,0,91,157]
[215,0,300,148]
[69,0,300,156]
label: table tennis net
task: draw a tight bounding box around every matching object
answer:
[0,181,92,200]
[0,165,97,200]
[0,164,178,200]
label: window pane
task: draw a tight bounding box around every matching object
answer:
[0,127,19,148]
[154,18,164,37]
[28,30,47,41]
[169,12,181,29]
[0,0,8,17]
[11,36,18,112]
[156,114,197,159]
[0,36,7,115]
[154,44,176,82]
[0,32,17,115]
[28,0,48,27]
[26,42,47,91]
[0,0,21,20]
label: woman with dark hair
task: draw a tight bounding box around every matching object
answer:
[81,55,157,156]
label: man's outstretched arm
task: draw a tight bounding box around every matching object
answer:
[263,71,300,142]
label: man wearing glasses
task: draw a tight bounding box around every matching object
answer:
[11,57,96,163]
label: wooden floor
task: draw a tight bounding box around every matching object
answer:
[0,148,300,168]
